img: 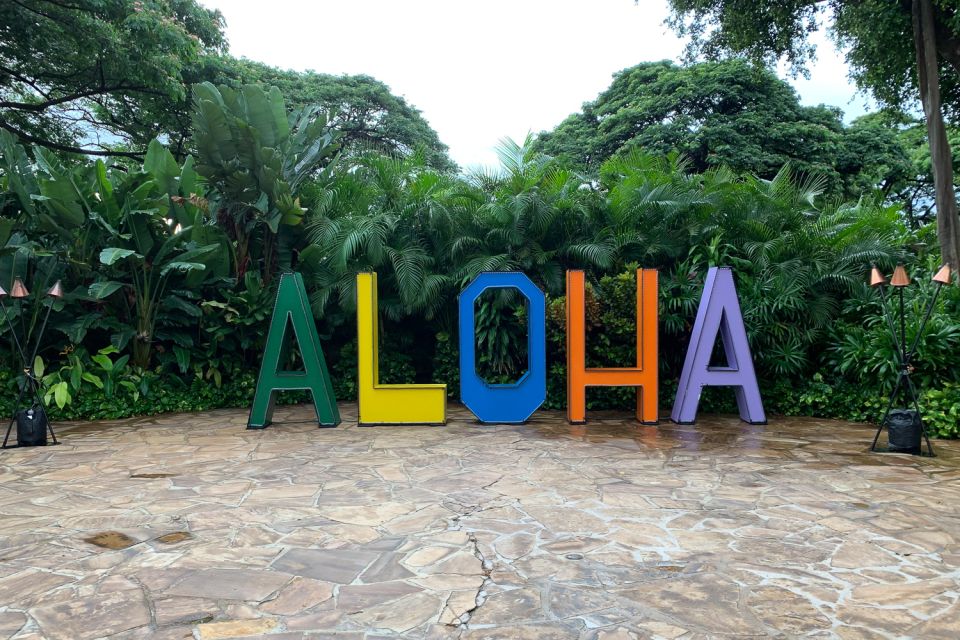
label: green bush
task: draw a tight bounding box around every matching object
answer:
[0,367,252,421]
[3,92,957,437]
[920,382,960,439]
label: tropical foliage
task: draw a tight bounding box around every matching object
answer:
[1,68,959,437]
[191,82,338,282]
[218,60,457,171]
[664,0,960,291]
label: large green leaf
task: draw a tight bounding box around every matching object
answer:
[91,354,114,372]
[169,157,201,228]
[160,261,207,276]
[59,313,103,343]
[192,83,237,169]
[173,345,191,373]
[180,155,198,197]
[188,227,232,278]
[0,131,38,215]
[125,210,157,256]
[241,84,288,148]
[298,244,325,270]
[88,281,125,299]
[152,226,193,266]
[94,160,121,225]
[172,244,218,265]
[53,382,70,409]
[99,248,141,265]
[36,172,86,228]
[164,294,202,318]
[144,139,180,195]
[0,218,14,247]
[266,86,290,142]
[82,372,104,389]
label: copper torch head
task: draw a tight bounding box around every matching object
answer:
[9,277,29,298]
[890,265,910,288]
[46,280,64,298]
[932,265,952,285]
[869,266,887,287]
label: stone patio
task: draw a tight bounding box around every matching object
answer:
[0,404,959,639]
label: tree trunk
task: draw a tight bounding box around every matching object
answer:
[913,0,960,272]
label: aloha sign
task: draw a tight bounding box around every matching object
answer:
[247,267,766,429]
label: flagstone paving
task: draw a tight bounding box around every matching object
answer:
[0,404,959,639]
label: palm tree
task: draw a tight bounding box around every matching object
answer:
[192,82,338,283]
[459,136,614,295]
[303,152,470,323]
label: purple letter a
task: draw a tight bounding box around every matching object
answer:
[671,267,766,424]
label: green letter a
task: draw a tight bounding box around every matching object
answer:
[247,272,340,429]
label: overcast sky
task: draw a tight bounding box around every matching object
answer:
[200,0,872,169]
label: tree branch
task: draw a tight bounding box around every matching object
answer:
[0,65,52,99]
[10,0,73,27]
[0,82,171,112]
[0,87,114,112]
[34,0,95,12]
[934,27,960,78]
[0,119,143,158]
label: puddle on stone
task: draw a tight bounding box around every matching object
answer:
[130,472,177,478]
[565,553,584,560]
[84,531,137,549]
[155,531,193,544]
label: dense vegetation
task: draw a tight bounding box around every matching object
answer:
[665,0,960,288]
[1,0,958,437]
[533,60,902,198]
[219,61,456,172]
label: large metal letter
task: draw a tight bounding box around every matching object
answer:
[248,272,340,429]
[459,272,546,423]
[670,267,766,424]
[566,269,659,424]
[356,272,446,425]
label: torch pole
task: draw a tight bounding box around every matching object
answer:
[905,281,944,365]
[898,287,907,365]
[876,286,902,361]
[0,298,27,363]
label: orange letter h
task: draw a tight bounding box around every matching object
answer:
[566,269,658,424]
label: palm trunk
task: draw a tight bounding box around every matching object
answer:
[133,295,153,369]
[132,335,152,370]
[913,0,960,272]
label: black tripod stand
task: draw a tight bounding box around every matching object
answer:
[868,265,948,456]
[1,278,62,449]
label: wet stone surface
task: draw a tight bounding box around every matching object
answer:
[0,404,958,638]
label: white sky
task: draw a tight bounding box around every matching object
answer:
[200,0,872,169]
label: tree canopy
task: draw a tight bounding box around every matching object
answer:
[0,2,454,169]
[851,110,960,226]
[0,0,226,157]
[213,59,456,172]
[533,60,908,198]
[667,1,960,118]
[664,0,960,268]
